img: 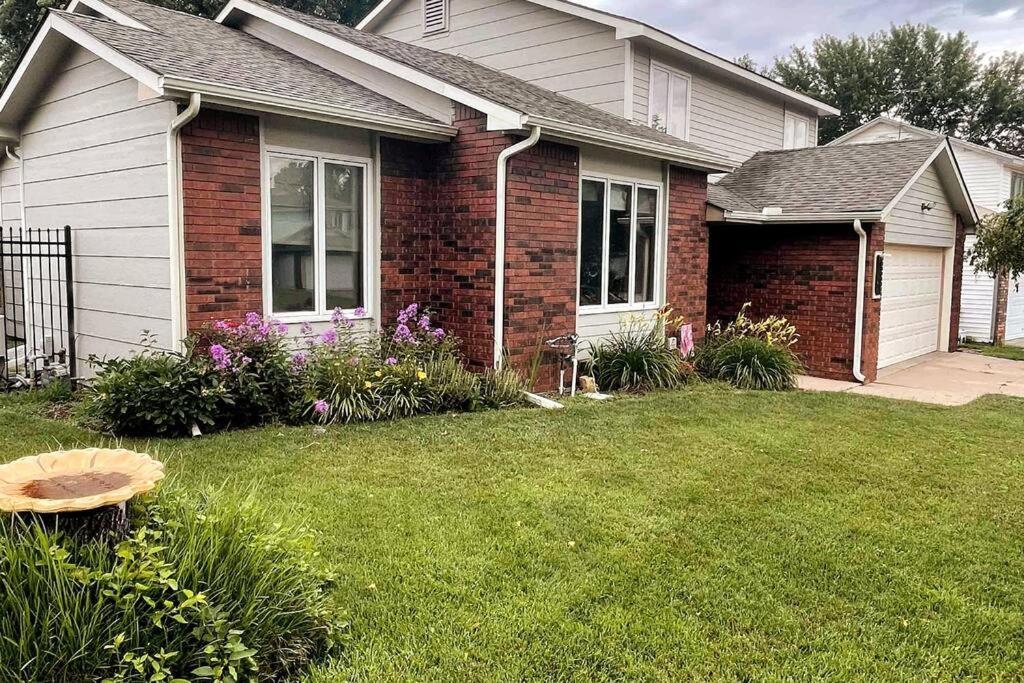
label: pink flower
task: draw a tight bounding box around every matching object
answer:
[319,328,338,345]
[276,322,289,335]
[209,344,231,370]
[313,399,329,415]
[385,356,398,366]
[213,320,230,331]
[245,312,262,326]
[353,306,367,317]
[393,323,415,344]
[432,327,446,340]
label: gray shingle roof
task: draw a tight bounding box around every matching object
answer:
[231,0,727,162]
[54,5,442,125]
[707,139,943,215]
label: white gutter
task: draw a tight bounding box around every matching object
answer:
[167,92,202,349]
[493,125,541,368]
[852,219,867,383]
[719,210,883,224]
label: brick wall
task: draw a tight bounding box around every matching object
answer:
[948,214,967,351]
[707,222,884,382]
[666,167,709,338]
[181,109,262,329]
[994,273,1010,343]
[504,140,579,388]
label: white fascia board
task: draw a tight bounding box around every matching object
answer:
[0,14,163,119]
[161,76,456,139]
[354,0,398,30]
[65,0,152,31]
[217,0,526,129]
[526,115,734,173]
[717,211,883,224]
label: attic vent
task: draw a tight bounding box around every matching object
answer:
[422,0,448,35]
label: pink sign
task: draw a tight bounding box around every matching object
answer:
[679,323,694,358]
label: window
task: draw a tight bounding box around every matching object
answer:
[1012,171,1024,199]
[422,0,447,34]
[873,251,885,299]
[648,63,690,140]
[267,151,369,317]
[578,178,661,309]
[784,112,810,150]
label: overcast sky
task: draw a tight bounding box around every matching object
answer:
[577,0,1024,67]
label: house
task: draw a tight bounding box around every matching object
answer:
[831,116,1024,345]
[0,0,755,389]
[706,139,977,382]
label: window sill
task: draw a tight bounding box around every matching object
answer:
[268,311,374,325]
[579,303,661,316]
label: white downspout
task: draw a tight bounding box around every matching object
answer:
[493,125,541,368]
[167,93,202,349]
[852,219,867,383]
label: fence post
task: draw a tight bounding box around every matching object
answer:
[63,225,76,380]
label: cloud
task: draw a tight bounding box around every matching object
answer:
[577,0,1024,66]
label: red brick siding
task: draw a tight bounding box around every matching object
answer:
[707,222,884,382]
[504,140,579,389]
[994,273,1010,343]
[181,109,262,330]
[861,224,884,381]
[948,214,967,350]
[666,168,709,338]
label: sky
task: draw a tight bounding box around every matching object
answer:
[575,0,1024,67]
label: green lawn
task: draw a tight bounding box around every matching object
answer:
[961,341,1024,361]
[3,387,1024,680]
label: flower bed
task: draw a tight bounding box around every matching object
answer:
[81,304,527,437]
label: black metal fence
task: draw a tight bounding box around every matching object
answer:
[0,226,76,390]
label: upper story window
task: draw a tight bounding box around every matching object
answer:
[1012,171,1024,200]
[422,0,448,35]
[266,149,370,318]
[648,62,690,140]
[579,177,661,310]
[784,112,810,150]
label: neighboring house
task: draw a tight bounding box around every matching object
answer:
[831,116,1024,344]
[706,139,977,382]
[0,0,742,389]
[357,0,839,164]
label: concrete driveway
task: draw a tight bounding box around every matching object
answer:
[799,352,1024,406]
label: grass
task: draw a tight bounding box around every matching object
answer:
[3,386,1024,679]
[961,340,1024,361]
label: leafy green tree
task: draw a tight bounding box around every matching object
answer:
[0,0,377,84]
[970,195,1024,280]
[771,24,1024,155]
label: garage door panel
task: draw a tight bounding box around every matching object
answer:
[879,246,943,368]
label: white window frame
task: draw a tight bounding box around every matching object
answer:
[1011,170,1024,199]
[647,61,691,141]
[262,144,374,323]
[784,111,810,150]
[577,174,664,313]
[422,0,448,36]
[872,251,885,299]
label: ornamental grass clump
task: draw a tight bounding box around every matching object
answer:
[0,485,339,682]
[695,304,803,391]
[587,309,687,392]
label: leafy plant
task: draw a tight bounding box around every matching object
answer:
[705,303,799,348]
[969,194,1024,280]
[0,485,338,682]
[694,336,802,391]
[421,354,482,412]
[480,363,527,409]
[587,312,685,392]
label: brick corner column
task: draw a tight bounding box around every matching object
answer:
[859,221,885,383]
[181,109,262,330]
[666,166,709,339]
[948,213,967,352]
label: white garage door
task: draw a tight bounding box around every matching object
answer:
[1007,276,1024,341]
[879,246,944,368]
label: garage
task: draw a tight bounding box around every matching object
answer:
[878,246,945,368]
[1007,276,1024,341]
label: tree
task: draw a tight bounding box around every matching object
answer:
[770,24,1024,155]
[970,195,1024,281]
[0,0,378,84]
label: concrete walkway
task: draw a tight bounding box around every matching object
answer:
[798,351,1024,406]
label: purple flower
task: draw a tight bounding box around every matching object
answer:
[393,323,415,344]
[319,328,338,345]
[276,322,289,335]
[300,322,313,335]
[397,303,419,325]
[432,327,446,340]
[209,344,231,370]
[331,307,347,324]
[417,314,432,331]
[385,356,398,366]
[353,306,367,317]
[213,320,230,331]
[245,312,262,326]
[292,351,308,368]
[313,399,329,415]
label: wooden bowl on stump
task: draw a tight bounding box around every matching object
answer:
[0,448,164,542]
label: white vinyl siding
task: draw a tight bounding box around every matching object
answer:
[954,146,1008,213]
[372,0,626,116]
[0,156,23,345]
[1007,276,1024,341]
[17,46,176,367]
[885,165,957,248]
[958,234,996,342]
[577,308,657,353]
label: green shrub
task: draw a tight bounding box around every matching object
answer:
[480,364,527,409]
[705,303,799,348]
[0,485,338,682]
[694,336,801,391]
[81,352,228,437]
[588,314,684,392]
[422,354,482,412]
